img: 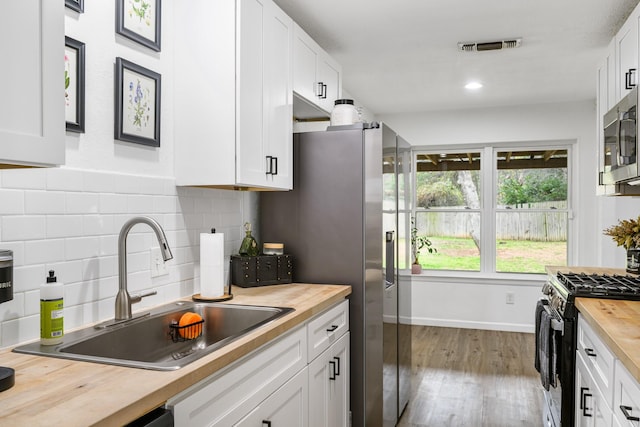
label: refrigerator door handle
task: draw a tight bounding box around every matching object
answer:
[385,231,395,288]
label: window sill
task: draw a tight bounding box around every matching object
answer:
[400,269,546,286]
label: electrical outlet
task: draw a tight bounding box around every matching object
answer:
[506,292,515,304]
[150,247,169,277]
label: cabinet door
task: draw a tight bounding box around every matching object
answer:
[236,0,266,187]
[613,360,640,427]
[236,367,308,427]
[293,24,321,105]
[261,0,293,190]
[236,0,293,190]
[616,8,639,100]
[317,55,342,113]
[308,332,350,427]
[576,352,614,427]
[0,0,64,167]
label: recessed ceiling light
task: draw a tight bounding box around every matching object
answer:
[465,81,483,90]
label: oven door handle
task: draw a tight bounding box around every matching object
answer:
[542,304,564,334]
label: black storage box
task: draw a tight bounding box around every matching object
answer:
[231,254,292,287]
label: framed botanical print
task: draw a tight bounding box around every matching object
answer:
[116,0,161,52]
[114,57,161,147]
[65,37,86,133]
[65,0,84,13]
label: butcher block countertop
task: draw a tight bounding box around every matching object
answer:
[0,283,351,427]
[546,266,640,383]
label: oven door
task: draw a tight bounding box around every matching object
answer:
[535,299,564,427]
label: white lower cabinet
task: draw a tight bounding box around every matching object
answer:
[613,360,640,427]
[577,314,640,427]
[576,351,614,427]
[308,332,350,427]
[167,300,349,427]
[236,367,308,427]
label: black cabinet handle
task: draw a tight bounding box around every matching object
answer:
[329,360,336,380]
[262,421,272,427]
[316,82,324,98]
[579,387,593,417]
[265,156,278,176]
[334,356,340,376]
[266,156,273,175]
[326,324,338,332]
[620,405,640,422]
[584,348,597,358]
[626,68,637,90]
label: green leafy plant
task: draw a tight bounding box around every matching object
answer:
[604,216,640,250]
[411,217,437,265]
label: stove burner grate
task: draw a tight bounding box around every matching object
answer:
[557,272,640,298]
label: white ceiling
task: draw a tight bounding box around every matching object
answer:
[273,0,640,116]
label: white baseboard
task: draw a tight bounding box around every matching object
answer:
[403,315,534,333]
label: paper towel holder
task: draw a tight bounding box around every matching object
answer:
[193,257,234,302]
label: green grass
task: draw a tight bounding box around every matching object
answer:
[416,236,566,274]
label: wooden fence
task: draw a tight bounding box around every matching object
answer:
[418,201,567,242]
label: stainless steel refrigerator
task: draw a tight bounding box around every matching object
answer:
[260,122,411,427]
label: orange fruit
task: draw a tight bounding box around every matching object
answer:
[178,312,203,339]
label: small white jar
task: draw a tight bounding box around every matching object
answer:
[330,99,359,126]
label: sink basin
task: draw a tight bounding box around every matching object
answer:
[13,301,293,370]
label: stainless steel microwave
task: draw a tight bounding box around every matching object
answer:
[602,86,639,185]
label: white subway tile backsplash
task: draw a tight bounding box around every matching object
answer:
[82,214,115,236]
[24,239,65,265]
[0,189,25,215]
[2,216,46,241]
[47,168,84,191]
[99,194,128,214]
[127,194,155,213]
[65,236,101,260]
[66,192,100,214]
[47,215,83,238]
[0,168,247,348]
[83,171,118,193]
[25,190,66,214]
[46,260,84,285]
[13,265,47,293]
[2,169,47,190]
[82,255,118,281]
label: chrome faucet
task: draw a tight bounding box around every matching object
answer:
[116,216,173,321]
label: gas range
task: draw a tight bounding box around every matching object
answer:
[543,271,640,316]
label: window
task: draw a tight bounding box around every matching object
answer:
[413,146,569,274]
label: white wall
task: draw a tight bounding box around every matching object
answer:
[0,3,254,348]
[380,100,640,332]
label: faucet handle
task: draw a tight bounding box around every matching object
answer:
[131,290,157,304]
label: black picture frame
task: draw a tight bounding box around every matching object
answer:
[65,0,84,13]
[114,57,161,147]
[115,0,162,52]
[65,37,86,133]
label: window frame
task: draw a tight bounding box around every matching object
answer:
[411,141,574,278]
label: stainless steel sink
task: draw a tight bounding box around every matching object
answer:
[13,301,293,370]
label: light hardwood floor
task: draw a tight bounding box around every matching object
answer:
[397,326,544,427]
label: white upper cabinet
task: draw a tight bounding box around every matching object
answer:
[293,23,342,118]
[0,1,65,167]
[174,0,293,190]
[615,6,640,101]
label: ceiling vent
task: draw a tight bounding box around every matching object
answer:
[458,38,522,52]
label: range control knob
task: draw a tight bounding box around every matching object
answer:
[542,282,553,296]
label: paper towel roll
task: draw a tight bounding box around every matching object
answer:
[200,232,224,298]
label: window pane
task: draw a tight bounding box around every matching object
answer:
[415,211,480,271]
[416,152,481,209]
[495,149,568,273]
[496,212,568,273]
[496,149,568,209]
